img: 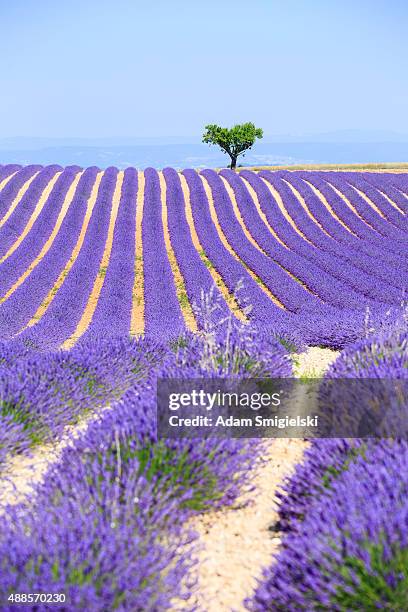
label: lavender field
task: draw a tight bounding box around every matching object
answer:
[0,164,406,346]
[0,163,407,610]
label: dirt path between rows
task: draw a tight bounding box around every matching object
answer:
[181,347,338,611]
[0,409,108,512]
[0,347,339,611]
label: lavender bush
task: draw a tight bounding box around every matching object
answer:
[318,325,408,437]
[0,439,195,611]
[247,441,408,611]
[0,318,293,609]
[248,323,408,610]
[0,336,167,471]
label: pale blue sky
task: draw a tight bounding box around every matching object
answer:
[0,0,407,140]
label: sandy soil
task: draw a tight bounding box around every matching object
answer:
[283,178,332,238]
[0,172,62,266]
[180,173,245,321]
[24,171,104,330]
[221,175,316,299]
[240,177,287,249]
[260,176,314,246]
[180,346,338,611]
[200,174,285,309]
[326,181,374,230]
[303,179,357,235]
[1,171,83,303]
[0,171,40,229]
[0,443,61,511]
[295,345,339,377]
[180,438,305,611]
[130,170,145,335]
[378,189,406,214]
[0,346,339,610]
[220,176,265,256]
[159,172,197,331]
[62,171,124,349]
[0,409,108,511]
[0,170,19,196]
[351,184,386,218]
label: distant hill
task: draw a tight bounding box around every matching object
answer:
[0,134,407,168]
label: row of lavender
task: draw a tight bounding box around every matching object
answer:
[0,164,406,349]
[0,336,165,471]
[0,324,292,610]
[3,317,407,609]
[1,161,407,609]
[248,324,408,611]
[209,168,407,347]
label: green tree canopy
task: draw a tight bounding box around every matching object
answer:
[202,122,263,170]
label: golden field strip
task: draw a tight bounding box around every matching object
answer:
[236,162,408,172]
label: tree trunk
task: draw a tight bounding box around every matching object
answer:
[230,156,237,170]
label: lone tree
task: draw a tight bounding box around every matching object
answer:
[202,122,263,170]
